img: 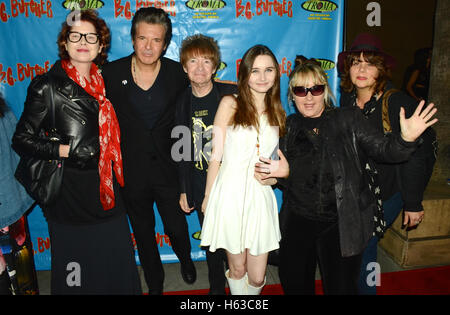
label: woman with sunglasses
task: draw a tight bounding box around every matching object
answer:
[12,10,142,294]
[255,56,437,294]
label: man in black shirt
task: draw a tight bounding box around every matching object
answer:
[102,8,195,295]
[175,34,237,294]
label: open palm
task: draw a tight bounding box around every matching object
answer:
[400,100,438,142]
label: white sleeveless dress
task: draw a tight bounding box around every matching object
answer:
[200,114,281,256]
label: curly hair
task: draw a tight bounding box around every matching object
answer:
[339,51,392,95]
[57,10,110,65]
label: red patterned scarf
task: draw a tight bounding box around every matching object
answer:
[61,59,124,210]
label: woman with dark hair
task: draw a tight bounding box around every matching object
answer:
[338,33,436,295]
[255,57,436,295]
[404,47,431,102]
[200,45,287,295]
[12,10,141,294]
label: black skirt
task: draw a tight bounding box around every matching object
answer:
[48,214,142,295]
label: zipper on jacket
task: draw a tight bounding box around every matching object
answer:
[62,106,86,125]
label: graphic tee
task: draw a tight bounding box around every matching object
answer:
[191,90,218,203]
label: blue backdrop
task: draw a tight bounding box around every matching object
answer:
[0,0,344,270]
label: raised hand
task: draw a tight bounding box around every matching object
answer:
[400,100,438,142]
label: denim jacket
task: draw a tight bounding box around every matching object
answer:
[0,109,34,228]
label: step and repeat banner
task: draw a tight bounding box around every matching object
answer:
[0,0,344,270]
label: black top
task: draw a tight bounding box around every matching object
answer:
[340,83,435,211]
[191,89,218,203]
[102,56,189,188]
[279,108,418,257]
[286,115,337,222]
[129,75,165,130]
[13,61,125,225]
[357,93,400,202]
[175,81,238,208]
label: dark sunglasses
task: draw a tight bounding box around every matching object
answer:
[292,85,325,97]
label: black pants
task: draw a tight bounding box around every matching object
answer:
[124,166,191,292]
[279,213,362,295]
[196,205,227,291]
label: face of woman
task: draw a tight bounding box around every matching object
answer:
[65,20,102,67]
[292,76,326,118]
[248,54,277,95]
[349,52,379,93]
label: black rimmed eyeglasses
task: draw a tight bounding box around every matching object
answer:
[67,32,99,44]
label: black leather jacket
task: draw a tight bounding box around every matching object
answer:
[279,107,418,257]
[13,60,100,169]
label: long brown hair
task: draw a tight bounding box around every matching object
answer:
[233,45,286,136]
[339,51,392,96]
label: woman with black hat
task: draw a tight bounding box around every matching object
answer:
[338,33,437,295]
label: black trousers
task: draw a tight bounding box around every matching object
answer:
[196,204,227,291]
[279,213,362,295]
[123,162,191,292]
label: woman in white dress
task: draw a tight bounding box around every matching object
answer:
[200,45,289,295]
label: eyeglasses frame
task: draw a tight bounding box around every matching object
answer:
[67,31,100,44]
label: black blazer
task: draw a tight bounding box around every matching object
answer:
[102,55,189,187]
[175,81,237,208]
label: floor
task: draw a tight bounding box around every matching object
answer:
[35,245,405,295]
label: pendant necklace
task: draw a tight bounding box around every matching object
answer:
[256,133,260,156]
[132,56,138,86]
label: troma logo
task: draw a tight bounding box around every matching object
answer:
[62,0,105,10]
[301,0,337,13]
[316,58,335,71]
[185,0,226,10]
